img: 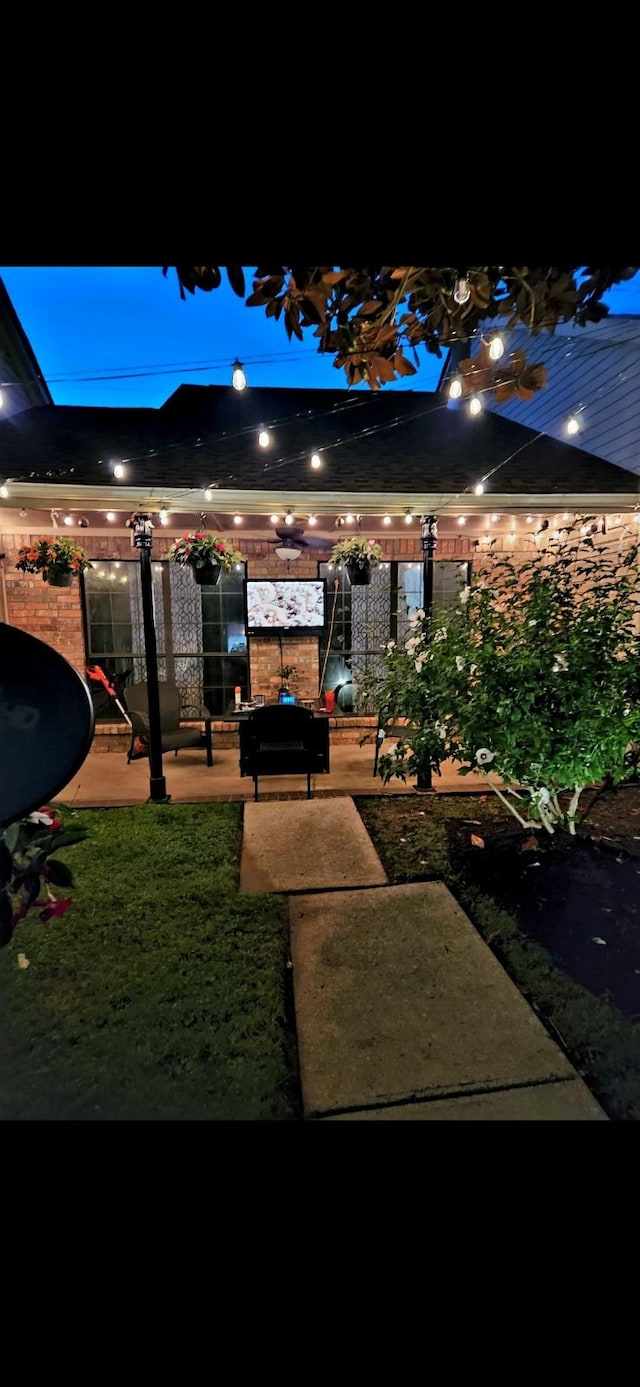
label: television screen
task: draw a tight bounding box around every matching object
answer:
[245,579,327,635]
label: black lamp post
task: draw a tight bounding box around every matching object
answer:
[128,513,170,804]
[419,514,439,792]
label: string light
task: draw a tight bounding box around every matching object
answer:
[233,513,242,525]
[567,415,580,435]
[231,359,247,391]
[270,513,280,524]
[469,395,483,416]
[204,489,214,502]
[448,378,462,400]
[308,514,317,525]
[474,483,485,495]
[0,484,8,499]
[113,462,125,479]
[159,508,169,525]
[310,452,322,469]
[106,511,116,521]
[404,509,414,524]
[63,512,73,525]
[284,510,295,525]
[488,334,505,361]
[258,429,270,448]
[453,277,471,305]
[457,516,466,525]
[383,513,391,525]
[345,513,354,524]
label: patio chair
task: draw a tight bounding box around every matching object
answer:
[241,704,316,800]
[124,681,213,766]
[373,704,420,778]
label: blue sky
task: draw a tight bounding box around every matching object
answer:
[1,266,639,409]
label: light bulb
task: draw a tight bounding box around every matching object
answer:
[63,513,73,525]
[448,377,462,400]
[490,513,498,523]
[457,516,466,525]
[509,532,516,542]
[270,513,280,524]
[106,511,115,522]
[258,429,270,448]
[308,514,317,525]
[469,395,483,416]
[567,416,579,436]
[489,335,504,361]
[232,359,246,391]
[453,277,471,305]
[19,507,27,519]
[204,489,213,502]
[526,515,533,524]
[404,510,413,524]
[0,391,4,409]
[0,484,8,499]
[284,511,294,526]
[113,462,125,479]
[310,453,322,469]
[345,513,354,524]
[383,514,391,525]
[474,483,484,495]
[233,513,242,525]
[159,508,168,525]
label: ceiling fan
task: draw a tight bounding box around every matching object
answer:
[270,520,328,562]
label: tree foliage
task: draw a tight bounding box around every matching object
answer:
[162,265,638,394]
[362,522,640,834]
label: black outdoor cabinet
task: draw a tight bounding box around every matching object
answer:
[238,706,330,787]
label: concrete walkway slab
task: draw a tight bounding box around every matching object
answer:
[325,1079,607,1119]
[289,882,607,1120]
[240,798,388,894]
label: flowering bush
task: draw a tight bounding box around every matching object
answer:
[0,806,89,948]
[363,520,640,834]
[15,537,92,580]
[166,533,245,573]
[330,536,384,569]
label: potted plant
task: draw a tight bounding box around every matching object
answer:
[166,532,245,585]
[278,663,297,703]
[330,535,384,586]
[15,537,93,587]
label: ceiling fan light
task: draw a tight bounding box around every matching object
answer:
[274,544,302,561]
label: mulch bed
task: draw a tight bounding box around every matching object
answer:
[446,781,640,1020]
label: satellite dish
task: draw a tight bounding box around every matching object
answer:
[0,623,95,826]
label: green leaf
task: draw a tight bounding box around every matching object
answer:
[46,860,74,887]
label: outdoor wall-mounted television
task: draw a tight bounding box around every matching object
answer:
[244,578,327,636]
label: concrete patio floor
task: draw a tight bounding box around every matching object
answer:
[57,740,492,807]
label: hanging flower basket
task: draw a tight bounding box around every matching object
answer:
[46,571,75,588]
[192,560,222,586]
[346,559,372,586]
[331,536,383,586]
[166,532,245,580]
[15,537,92,585]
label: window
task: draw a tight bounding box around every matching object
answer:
[318,558,471,712]
[82,560,248,720]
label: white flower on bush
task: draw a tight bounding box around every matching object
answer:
[528,619,537,626]
[459,586,470,605]
[470,663,478,676]
[552,652,568,671]
[385,640,396,652]
[376,729,386,741]
[434,720,447,740]
[415,657,426,673]
[475,748,495,766]
[405,635,423,655]
[433,627,447,643]
[409,608,425,626]
[455,656,465,672]
[28,808,57,827]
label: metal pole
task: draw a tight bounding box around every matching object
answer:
[418,514,439,791]
[129,514,169,804]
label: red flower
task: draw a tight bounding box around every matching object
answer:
[38,896,74,922]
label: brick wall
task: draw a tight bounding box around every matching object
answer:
[2,521,638,687]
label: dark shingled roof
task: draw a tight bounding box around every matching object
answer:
[1,383,639,497]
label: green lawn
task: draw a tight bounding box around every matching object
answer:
[0,803,301,1121]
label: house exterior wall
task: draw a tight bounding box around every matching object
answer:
[2,519,638,694]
